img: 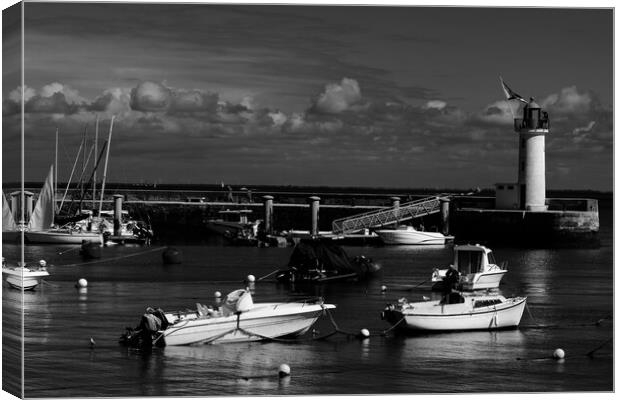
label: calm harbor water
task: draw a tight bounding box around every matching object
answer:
[2,206,613,397]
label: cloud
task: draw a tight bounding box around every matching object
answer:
[40,82,87,104]
[572,121,596,135]
[473,100,515,125]
[424,100,447,110]
[130,81,172,111]
[25,92,79,114]
[310,77,363,114]
[541,86,593,115]
[9,85,36,103]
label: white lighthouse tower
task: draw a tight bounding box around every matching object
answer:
[515,98,549,211]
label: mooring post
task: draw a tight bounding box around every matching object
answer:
[390,196,400,227]
[263,195,274,235]
[440,197,450,235]
[113,194,123,236]
[308,196,321,236]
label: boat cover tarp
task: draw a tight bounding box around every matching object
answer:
[2,191,16,231]
[287,238,362,274]
[28,165,55,231]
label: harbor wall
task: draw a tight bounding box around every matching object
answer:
[4,184,605,246]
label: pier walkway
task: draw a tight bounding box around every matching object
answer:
[331,194,447,234]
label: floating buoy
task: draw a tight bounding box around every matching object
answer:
[278,363,291,378]
[162,247,182,264]
[359,328,370,338]
[381,285,387,293]
[246,274,256,283]
[89,337,96,348]
[39,259,47,267]
[76,278,88,288]
[553,348,565,359]
[214,291,222,298]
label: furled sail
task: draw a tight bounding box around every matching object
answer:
[2,191,17,231]
[28,165,55,231]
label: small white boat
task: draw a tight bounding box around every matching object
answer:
[206,209,261,244]
[382,293,526,332]
[121,289,335,347]
[376,225,449,245]
[432,244,507,291]
[25,228,104,245]
[2,261,50,290]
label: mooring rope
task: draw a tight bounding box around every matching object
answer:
[257,269,280,281]
[40,279,60,288]
[57,246,167,267]
[586,337,612,357]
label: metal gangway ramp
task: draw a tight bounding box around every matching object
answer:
[332,194,447,234]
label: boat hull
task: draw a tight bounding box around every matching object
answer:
[3,269,50,290]
[376,229,446,245]
[162,303,333,346]
[383,297,526,332]
[25,230,103,245]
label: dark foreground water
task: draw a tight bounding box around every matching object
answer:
[2,209,613,397]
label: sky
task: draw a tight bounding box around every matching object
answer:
[1,2,614,190]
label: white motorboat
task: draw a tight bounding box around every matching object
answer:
[2,261,50,290]
[431,244,507,291]
[382,293,526,332]
[121,289,335,347]
[376,225,450,245]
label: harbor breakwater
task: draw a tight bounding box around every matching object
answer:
[5,184,606,246]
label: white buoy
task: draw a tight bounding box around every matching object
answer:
[76,278,88,288]
[39,259,47,267]
[381,285,387,292]
[246,274,256,283]
[360,328,370,338]
[214,291,222,298]
[278,363,291,378]
[553,348,565,359]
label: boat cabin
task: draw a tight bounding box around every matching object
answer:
[217,209,253,224]
[453,244,497,275]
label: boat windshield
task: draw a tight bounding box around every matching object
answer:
[456,250,484,274]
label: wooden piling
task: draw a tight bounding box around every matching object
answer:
[440,197,450,235]
[391,196,400,227]
[308,196,320,236]
[113,194,123,236]
[263,195,274,235]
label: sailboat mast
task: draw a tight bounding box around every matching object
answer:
[98,116,115,214]
[55,127,58,209]
[58,139,84,213]
[93,116,99,210]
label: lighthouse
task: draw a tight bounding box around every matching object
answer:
[515,98,549,211]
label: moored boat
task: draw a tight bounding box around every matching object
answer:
[120,289,335,347]
[2,260,50,290]
[25,228,104,245]
[431,244,507,291]
[206,209,261,245]
[381,293,526,332]
[376,225,450,245]
[275,238,381,283]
